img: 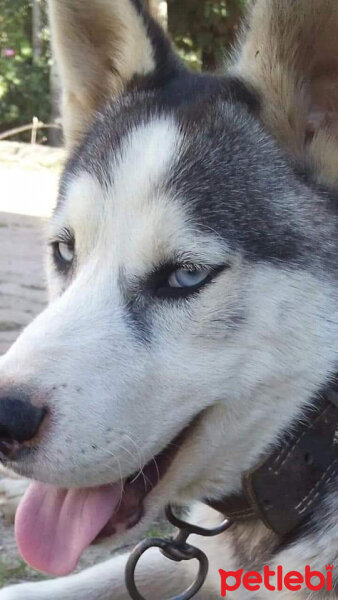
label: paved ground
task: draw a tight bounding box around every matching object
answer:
[0,211,48,355]
[0,146,60,355]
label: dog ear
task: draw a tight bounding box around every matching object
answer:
[48,0,180,148]
[231,0,338,188]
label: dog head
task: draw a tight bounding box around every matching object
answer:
[1,0,338,576]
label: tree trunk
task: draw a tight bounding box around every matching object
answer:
[146,0,168,29]
[202,48,218,71]
[48,60,63,146]
[32,0,42,63]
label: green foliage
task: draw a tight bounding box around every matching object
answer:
[0,0,51,141]
[168,0,246,71]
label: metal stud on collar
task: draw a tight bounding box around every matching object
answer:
[125,505,233,600]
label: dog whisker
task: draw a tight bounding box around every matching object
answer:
[94,438,154,492]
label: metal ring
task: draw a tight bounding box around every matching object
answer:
[160,540,197,562]
[125,537,209,600]
[165,505,233,537]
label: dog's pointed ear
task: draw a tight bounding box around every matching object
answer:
[231,0,338,188]
[48,0,180,148]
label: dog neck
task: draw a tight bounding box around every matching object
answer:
[207,389,338,535]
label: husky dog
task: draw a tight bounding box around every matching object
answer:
[0,0,338,598]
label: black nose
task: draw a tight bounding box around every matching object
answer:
[0,396,46,455]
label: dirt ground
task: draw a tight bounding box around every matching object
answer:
[0,142,163,589]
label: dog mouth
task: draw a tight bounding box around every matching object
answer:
[14,421,195,576]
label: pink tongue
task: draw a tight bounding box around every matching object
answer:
[15,481,122,576]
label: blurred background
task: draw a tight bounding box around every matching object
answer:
[0,0,246,589]
[0,0,246,145]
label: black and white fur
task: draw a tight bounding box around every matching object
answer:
[1,0,338,597]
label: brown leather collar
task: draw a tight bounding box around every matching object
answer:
[206,386,338,536]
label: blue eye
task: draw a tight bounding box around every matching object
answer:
[153,264,226,299]
[57,242,74,263]
[168,267,212,289]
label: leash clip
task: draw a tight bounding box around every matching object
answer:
[125,505,233,600]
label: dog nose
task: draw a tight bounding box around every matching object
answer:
[0,396,46,458]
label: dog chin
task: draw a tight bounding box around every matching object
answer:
[13,416,202,576]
